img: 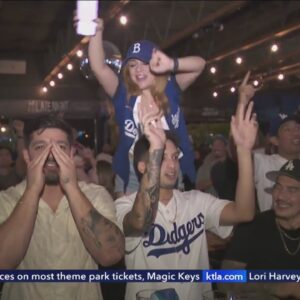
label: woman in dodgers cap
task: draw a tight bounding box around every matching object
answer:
[88,17,206,197]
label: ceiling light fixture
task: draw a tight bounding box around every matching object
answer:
[212,91,218,98]
[57,73,63,79]
[210,66,217,74]
[67,63,73,71]
[49,80,55,87]
[235,57,243,64]
[270,43,279,53]
[119,15,128,25]
[278,73,284,80]
[230,86,236,93]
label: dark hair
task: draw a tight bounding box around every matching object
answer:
[133,131,180,181]
[24,114,73,147]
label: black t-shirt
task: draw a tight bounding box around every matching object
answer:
[225,210,300,269]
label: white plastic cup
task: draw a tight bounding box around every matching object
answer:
[76,0,98,36]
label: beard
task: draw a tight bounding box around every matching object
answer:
[44,170,60,185]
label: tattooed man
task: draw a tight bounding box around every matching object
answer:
[115,98,258,300]
[0,115,124,300]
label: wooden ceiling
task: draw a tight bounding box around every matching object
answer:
[1,1,300,122]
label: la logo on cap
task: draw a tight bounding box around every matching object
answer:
[279,113,288,120]
[132,43,141,54]
[285,160,294,171]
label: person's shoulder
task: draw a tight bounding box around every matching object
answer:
[0,180,26,203]
[79,181,110,197]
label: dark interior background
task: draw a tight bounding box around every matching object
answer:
[1,0,300,149]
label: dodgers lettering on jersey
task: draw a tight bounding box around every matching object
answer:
[124,119,138,139]
[143,213,204,258]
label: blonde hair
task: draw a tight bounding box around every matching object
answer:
[123,65,169,114]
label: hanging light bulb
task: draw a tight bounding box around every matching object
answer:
[42,86,48,93]
[57,73,63,79]
[270,43,279,53]
[212,91,218,98]
[210,66,217,74]
[119,15,128,25]
[278,73,284,80]
[67,63,73,71]
[235,57,243,64]
[230,86,236,93]
[50,80,55,87]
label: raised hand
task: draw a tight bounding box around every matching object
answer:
[51,143,78,191]
[138,100,166,150]
[238,71,259,105]
[12,119,24,137]
[149,49,174,74]
[23,144,51,195]
[231,101,258,151]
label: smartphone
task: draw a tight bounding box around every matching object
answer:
[76,0,98,36]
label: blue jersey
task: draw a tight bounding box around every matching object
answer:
[112,75,195,192]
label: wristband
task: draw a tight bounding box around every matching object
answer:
[172,57,179,74]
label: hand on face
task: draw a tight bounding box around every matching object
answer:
[23,144,51,194]
[51,143,78,190]
[149,49,173,74]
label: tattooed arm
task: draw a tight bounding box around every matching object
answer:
[51,143,124,266]
[123,147,164,236]
[65,186,124,266]
[123,103,166,236]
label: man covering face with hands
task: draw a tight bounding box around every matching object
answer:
[0,115,124,300]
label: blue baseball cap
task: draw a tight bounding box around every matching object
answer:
[268,113,300,137]
[122,40,158,69]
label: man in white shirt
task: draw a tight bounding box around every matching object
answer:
[237,72,300,211]
[0,115,125,300]
[115,100,258,300]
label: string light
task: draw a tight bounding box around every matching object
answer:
[210,66,217,74]
[67,63,73,71]
[49,80,55,87]
[278,73,284,80]
[235,56,243,64]
[57,73,63,79]
[253,80,259,87]
[42,86,48,93]
[212,91,218,98]
[270,43,279,52]
[230,86,236,93]
[76,50,83,57]
[119,15,128,25]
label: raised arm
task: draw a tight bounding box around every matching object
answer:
[87,18,119,98]
[0,145,51,269]
[123,103,166,236]
[219,101,258,225]
[149,49,206,91]
[51,143,124,266]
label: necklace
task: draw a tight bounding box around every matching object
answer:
[276,220,300,256]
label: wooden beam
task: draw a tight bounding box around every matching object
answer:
[160,1,248,50]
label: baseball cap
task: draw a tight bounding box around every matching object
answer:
[266,159,300,183]
[268,112,300,137]
[122,40,158,69]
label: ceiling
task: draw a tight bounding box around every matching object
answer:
[1,0,300,123]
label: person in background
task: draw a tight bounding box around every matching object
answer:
[115,97,258,300]
[237,71,300,212]
[82,16,206,197]
[220,159,300,299]
[0,115,124,300]
[0,120,26,191]
[96,159,115,198]
[196,134,228,196]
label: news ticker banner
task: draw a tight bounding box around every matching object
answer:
[0,270,300,283]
